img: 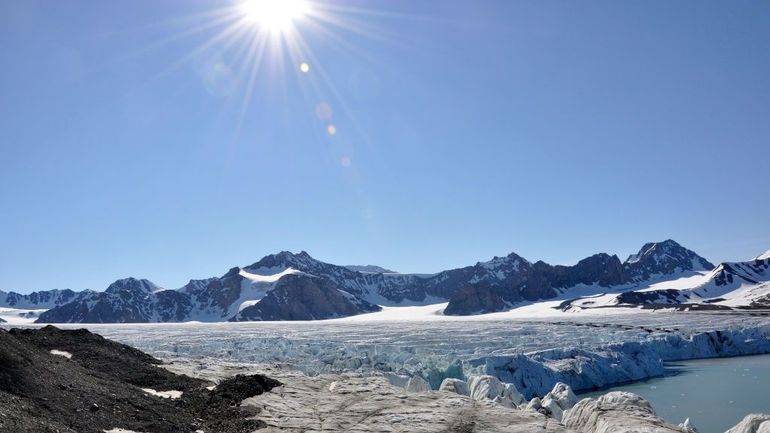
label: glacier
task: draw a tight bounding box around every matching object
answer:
[63,311,770,400]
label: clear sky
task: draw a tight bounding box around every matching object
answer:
[2,1,769,293]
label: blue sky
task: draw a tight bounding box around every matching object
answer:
[1,0,769,293]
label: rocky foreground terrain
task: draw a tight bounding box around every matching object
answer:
[166,357,770,433]
[0,326,280,433]
[2,326,769,433]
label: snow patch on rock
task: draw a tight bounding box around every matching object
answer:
[104,429,147,433]
[50,349,72,359]
[140,388,182,399]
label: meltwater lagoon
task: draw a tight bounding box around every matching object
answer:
[581,353,770,433]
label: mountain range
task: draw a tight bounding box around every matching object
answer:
[0,240,767,323]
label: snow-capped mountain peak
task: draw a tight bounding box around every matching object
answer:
[757,250,770,261]
[243,250,321,274]
[0,288,79,310]
[478,252,530,269]
[27,241,768,323]
[104,278,160,294]
[623,239,714,282]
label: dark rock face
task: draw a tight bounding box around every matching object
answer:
[9,326,198,391]
[344,265,396,273]
[155,290,194,322]
[616,289,683,305]
[444,241,713,316]
[244,251,431,304]
[0,326,280,433]
[0,288,78,309]
[443,285,506,315]
[558,255,770,311]
[104,277,158,294]
[712,258,770,287]
[38,264,385,323]
[210,374,282,401]
[425,253,535,301]
[623,239,714,282]
[33,240,721,322]
[558,253,625,287]
[232,274,381,321]
[37,278,188,324]
[178,267,247,320]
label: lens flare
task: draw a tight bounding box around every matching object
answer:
[315,102,333,119]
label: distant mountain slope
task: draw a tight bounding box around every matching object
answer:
[344,265,397,274]
[36,278,192,323]
[36,264,382,323]
[622,239,714,282]
[0,289,79,309]
[559,255,770,312]
[27,239,767,323]
[231,274,381,321]
[444,240,714,315]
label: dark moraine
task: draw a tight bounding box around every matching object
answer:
[0,325,280,433]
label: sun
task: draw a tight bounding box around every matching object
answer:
[240,0,310,34]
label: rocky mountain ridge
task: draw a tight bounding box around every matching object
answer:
[3,239,765,323]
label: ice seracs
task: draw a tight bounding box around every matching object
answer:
[468,375,506,401]
[541,382,578,421]
[526,397,543,412]
[466,375,526,408]
[562,391,685,433]
[678,417,699,433]
[438,378,469,395]
[725,414,770,433]
[405,375,431,393]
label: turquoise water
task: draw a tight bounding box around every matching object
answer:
[580,354,770,433]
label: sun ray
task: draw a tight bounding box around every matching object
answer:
[116,0,427,161]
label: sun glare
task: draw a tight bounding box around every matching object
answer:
[240,0,309,33]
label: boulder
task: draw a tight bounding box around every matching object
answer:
[526,397,543,412]
[467,375,506,401]
[438,378,469,396]
[405,375,431,393]
[503,383,526,407]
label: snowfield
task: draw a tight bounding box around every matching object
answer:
[0,307,46,324]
